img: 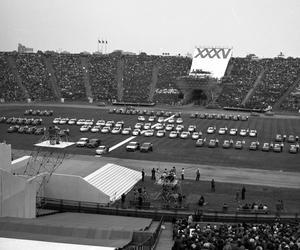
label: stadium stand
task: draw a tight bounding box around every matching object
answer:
[1,51,300,111]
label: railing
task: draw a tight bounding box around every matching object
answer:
[134,216,164,250]
[38,197,299,223]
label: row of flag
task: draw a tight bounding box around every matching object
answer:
[98,40,108,44]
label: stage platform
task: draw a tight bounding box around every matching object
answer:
[0,213,152,248]
[34,140,75,149]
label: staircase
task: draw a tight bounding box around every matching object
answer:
[7,55,30,99]
[116,58,124,101]
[42,55,61,99]
[148,64,159,102]
[84,163,141,201]
[273,75,300,110]
[241,69,265,106]
[80,56,93,100]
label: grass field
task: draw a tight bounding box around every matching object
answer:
[0,104,300,172]
[118,176,300,214]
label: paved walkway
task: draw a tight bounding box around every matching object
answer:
[155,222,173,250]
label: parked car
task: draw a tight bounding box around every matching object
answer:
[234,141,243,150]
[95,145,109,155]
[140,142,153,152]
[262,143,270,152]
[208,139,219,148]
[76,138,89,147]
[289,144,299,154]
[156,130,165,137]
[126,141,140,151]
[87,138,101,148]
[249,141,259,151]
[196,138,205,147]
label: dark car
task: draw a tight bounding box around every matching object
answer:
[16,118,26,125]
[196,138,205,147]
[24,109,32,115]
[18,126,28,133]
[140,142,153,152]
[86,138,101,148]
[32,118,42,125]
[249,141,259,151]
[25,126,37,134]
[222,140,231,149]
[262,143,270,152]
[25,118,34,125]
[6,117,13,124]
[34,127,45,135]
[10,117,18,124]
[58,129,70,137]
[208,139,219,148]
[45,110,54,116]
[0,116,6,123]
[287,135,296,143]
[7,125,19,133]
[31,110,40,116]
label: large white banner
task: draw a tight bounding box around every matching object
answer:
[189,47,232,79]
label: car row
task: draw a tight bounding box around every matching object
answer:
[190,113,249,121]
[7,125,45,135]
[109,108,181,117]
[76,138,101,148]
[195,138,298,153]
[24,109,53,116]
[125,141,153,152]
[275,134,299,143]
[1,117,43,126]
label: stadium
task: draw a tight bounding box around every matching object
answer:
[1,1,300,250]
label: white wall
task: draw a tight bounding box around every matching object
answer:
[0,169,36,218]
[0,143,11,172]
[45,174,110,204]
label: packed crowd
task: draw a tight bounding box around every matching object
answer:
[0,53,24,101]
[51,53,86,100]
[217,58,263,107]
[1,51,300,111]
[172,217,300,250]
[88,54,119,102]
[122,55,156,103]
[15,53,54,101]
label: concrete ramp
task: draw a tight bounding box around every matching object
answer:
[84,163,141,201]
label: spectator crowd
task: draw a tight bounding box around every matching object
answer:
[172,217,300,250]
[1,51,300,111]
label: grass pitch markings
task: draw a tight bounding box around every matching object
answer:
[108,136,136,152]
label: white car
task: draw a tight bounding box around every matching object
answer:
[132,129,141,136]
[154,123,164,130]
[84,120,94,126]
[188,125,196,132]
[59,118,69,125]
[111,127,122,134]
[176,118,183,124]
[144,129,154,137]
[148,116,156,122]
[156,130,165,137]
[121,127,131,135]
[168,118,175,123]
[138,116,145,121]
[192,132,202,140]
[165,124,174,131]
[68,118,77,125]
[91,125,101,133]
[126,141,140,151]
[76,119,86,126]
[76,137,89,147]
[239,129,248,136]
[105,120,115,127]
[143,123,152,130]
[53,118,61,124]
[80,125,91,132]
[96,120,105,126]
[229,128,238,136]
[101,126,110,134]
[175,124,184,132]
[95,145,109,155]
[157,117,165,123]
[218,127,227,135]
[180,131,190,139]
[249,129,257,137]
[134,123,143,129]
[169,131,178,138]
[115,120,124,126]
[207,126,216,134]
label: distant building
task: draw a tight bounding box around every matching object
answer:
[18,43,33,53]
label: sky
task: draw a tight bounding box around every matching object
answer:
[0,0,300,58]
